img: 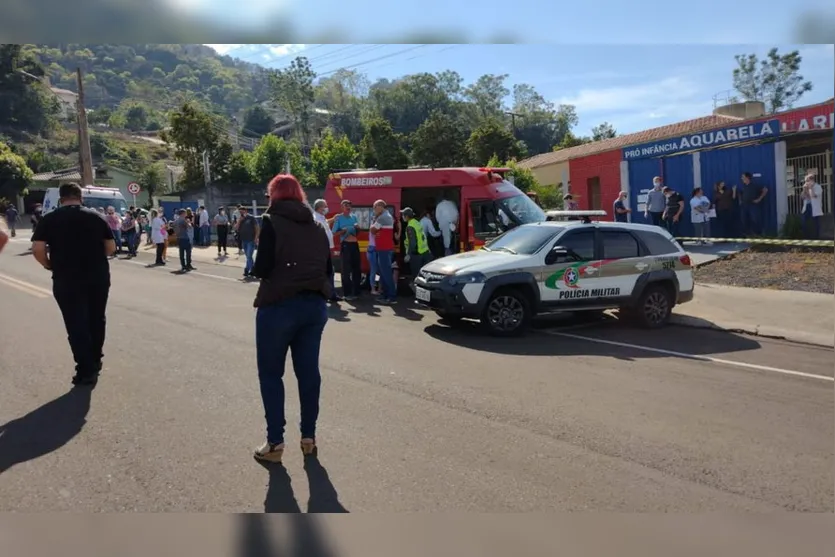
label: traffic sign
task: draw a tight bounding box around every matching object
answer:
[127,182,141,195]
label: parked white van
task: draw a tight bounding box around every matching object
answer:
[42,186,129,216]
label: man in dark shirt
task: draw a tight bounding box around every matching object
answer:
[739,172,767,236]
[173,209,195,272]
[613,191,630,223]
[4,204,19,237]
[661,186,684,238]
[31,183,116,386]
[236,206,259,278]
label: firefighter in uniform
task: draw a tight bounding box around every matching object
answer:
[401,207,433,287]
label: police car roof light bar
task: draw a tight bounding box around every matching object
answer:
[545,210,607,217]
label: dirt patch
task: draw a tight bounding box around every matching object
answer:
[694,247,834,294]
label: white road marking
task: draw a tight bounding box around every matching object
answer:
[118,258,247,283]
[0,273,50,298]
[544,331,834,382]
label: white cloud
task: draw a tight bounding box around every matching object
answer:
[558,76,717,134]
[205,44,244,55]
[268,44,307,58]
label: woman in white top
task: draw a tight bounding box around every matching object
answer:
[800,173,824,239]
[150,209,167,265]
[689,187,712,245]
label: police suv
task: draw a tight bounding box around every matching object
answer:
[414,211,694,336]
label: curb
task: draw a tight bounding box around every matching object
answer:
[670,314,834,348]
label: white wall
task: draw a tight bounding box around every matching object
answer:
[774,141,788,229]
[619,160,630,222]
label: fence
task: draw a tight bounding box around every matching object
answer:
[786,151,832,215]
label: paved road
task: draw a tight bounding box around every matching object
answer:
[1,238,832,512]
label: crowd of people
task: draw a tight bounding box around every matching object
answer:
[609,172,824,241]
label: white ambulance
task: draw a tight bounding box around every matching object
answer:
[42,185,129,216]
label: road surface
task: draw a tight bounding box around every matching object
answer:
[1,239,832,512]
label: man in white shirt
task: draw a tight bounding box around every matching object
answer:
[198,205,211,246]
[420,208,442,258]
[801,173,824,239]
[312,198,340,302]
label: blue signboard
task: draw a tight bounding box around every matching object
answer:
[622,119,781,161]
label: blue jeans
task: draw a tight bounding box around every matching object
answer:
[201,224,210,246]
[242,241,256,273]
[111,229,122,252]
[122,229,137,255]
[741,203,762,236]
[178,237,192,268]
[663,216,680,238]
[256,294,328,445]
[376,249,396,300]
[366,245,378,289]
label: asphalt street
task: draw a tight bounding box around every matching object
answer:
[1,238,833,512]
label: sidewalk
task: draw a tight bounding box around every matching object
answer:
[671,284,834,347]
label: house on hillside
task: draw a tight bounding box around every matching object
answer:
[49,86,78,121]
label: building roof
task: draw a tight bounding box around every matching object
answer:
[49,87,78,97]
[518,114,742,170]
[32,168,83,181]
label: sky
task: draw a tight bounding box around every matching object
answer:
[205,43,834,137]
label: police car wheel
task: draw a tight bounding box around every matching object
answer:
[481,288,531,337]
[636,284,673,328]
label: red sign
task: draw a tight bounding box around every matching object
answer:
[127,182,141,195]
[776,102,834,132]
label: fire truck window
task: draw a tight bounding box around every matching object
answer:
[471,201,503,236]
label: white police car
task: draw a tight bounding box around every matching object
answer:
[414,211,694,336]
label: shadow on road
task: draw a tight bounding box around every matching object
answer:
[258,457,349,514]
[424,315,763,361]
[0,387,92,475]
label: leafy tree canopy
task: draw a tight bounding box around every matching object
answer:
[732,48,813,113]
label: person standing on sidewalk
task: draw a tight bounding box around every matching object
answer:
[402,207,433,287]
[31,183,116,386]
[4,204,19,237]
[120,209,138,257]
[800,173,824,239]
[661,187,684,238]
[199,205,211,247]
[173,209,195,272]
[106,206,122,255]
[644,177,666,226]
[0,218,8,253]
[713,181,736,238]
[250,174,331,463]
[689,187,712,244]
[236,206,259,278]
[739,171,768,237]
[213,206,230,257]
[613,191,630,223]
[332,199,361,300]
[312,199,341,303]
[150,209,167,266]
[370,199,397,304]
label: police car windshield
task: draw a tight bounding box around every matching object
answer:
[84,196,127,214]
[495,191,546,226]
[483,224,558,255]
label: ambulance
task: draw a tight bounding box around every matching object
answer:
[42,185,129,216]
[324,167,547,278]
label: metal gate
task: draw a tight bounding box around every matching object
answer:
[786,151,832,215]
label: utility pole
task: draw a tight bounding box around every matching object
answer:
[505,111,522,139]
[76,68,94,186]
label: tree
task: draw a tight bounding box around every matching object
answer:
[466,119,521,165]
[732,48,813,113]
[553,131,591,151]
[464,74,509,121]
[591,122,617,141]
[241,105,274,137]
[124,103,150,131]
[0,44,59,136]
[138,162,167,200]
[249,134,289,185]
[410,110,468,168]
[511,84,579,155]
[310,130,358,186]
[366,73,454,141]
[359,118,409,170]
[0,141,34,198]
[225,150,254,184]
[271,56,316,149]
[163,102,232,189]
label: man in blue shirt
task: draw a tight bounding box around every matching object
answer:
[332,199,362,299]
[613,191,630,223]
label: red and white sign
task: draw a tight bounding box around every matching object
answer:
[127,182,141,195]
[777,102,834,132]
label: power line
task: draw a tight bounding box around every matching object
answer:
[317,45,432,77]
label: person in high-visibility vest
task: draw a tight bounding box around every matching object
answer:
[401,207,433,286]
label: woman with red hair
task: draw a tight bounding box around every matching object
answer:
[250,174,332,463]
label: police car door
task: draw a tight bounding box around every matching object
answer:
[599,228,646,302]
[539,228,606,307]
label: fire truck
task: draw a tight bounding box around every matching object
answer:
[324,166,547,279]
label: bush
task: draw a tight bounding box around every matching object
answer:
[780,213,803,239]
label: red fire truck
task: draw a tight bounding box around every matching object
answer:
[324,166,547,278]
